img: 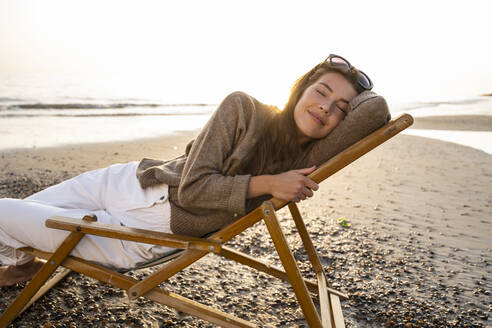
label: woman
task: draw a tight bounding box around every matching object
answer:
[0,55,390,286]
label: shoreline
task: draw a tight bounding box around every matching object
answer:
[1,130,199,176]
[1,115,491,327]
[0,114,490,154]
[0,114,211,152]
[409,115,492,131]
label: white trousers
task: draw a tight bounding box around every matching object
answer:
[0,161,173,270]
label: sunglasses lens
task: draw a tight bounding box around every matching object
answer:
[358,71,373,90]
[330,56,350,68]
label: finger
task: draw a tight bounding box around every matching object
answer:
[302,186,313,198]
[295,166,316,175]
[303,177,319,191]
[292,193,303,202]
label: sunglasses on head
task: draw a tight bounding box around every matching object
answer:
[325,54,373,90]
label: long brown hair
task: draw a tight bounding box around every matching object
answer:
[240,61,365,176]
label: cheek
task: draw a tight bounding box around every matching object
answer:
[293,104,304,125]
[320,117,343,137]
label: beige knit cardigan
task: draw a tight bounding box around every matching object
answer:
[136,91,390,237]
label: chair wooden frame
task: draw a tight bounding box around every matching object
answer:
[0,114,413,328]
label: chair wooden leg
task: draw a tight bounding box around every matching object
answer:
[261,201,323,328]
[0,215,95,328]
[288,203,325,274]
[329,293,345,328]
[317,272,333,328]
[1,234,85,327]
[289,203,346,327]
[127,249,207,300]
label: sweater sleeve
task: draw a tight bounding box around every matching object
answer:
[303,91,391,168]
[177,92,254,216]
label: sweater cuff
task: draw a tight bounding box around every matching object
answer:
[136,168,158,188]
[227,174,251,217]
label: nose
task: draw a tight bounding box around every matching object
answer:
[319,102,332,113]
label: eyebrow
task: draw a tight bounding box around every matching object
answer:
[318,82,349,104]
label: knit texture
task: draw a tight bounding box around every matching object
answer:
[137,91,390,237]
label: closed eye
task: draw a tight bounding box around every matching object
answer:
[315,89,326,96]
[335,103,347,115]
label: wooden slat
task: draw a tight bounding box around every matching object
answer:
[127,249,206,300]
[18,247,56,260]
[211,207,265,242]
[288,203,324,274]
[329,294,345,328]
[220,246,317,293]
[147,288,255,328]
[218,246,348,299]
[46,216,221,253]
[261,202,322,328]
[317,272,333,328]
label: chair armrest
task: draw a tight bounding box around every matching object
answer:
[45,216,221,253]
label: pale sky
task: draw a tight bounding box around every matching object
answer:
[1,0,491,106]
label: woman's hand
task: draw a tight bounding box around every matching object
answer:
[248,166,319,202]
[269,166,319,202]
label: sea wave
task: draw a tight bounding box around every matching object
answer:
[1,102,212,110]
[0,102,217,117]
[0,97,28,103]
[0,112,212,118]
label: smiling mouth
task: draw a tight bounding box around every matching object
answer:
[307,110,325,126]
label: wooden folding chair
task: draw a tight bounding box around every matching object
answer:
[0,114,413,328]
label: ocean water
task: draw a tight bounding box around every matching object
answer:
[0,71,216,150]
[1,72,491,153]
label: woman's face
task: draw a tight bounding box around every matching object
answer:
[294,72,358,144]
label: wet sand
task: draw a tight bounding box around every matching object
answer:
[409,115,492,131]
[0,115,491,327]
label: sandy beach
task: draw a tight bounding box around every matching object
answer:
[0,115,491,327]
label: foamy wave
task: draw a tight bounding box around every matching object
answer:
[0,97,27,103]
[4,102,211,110]
[0,102,216,117]
[0,112,212,118]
